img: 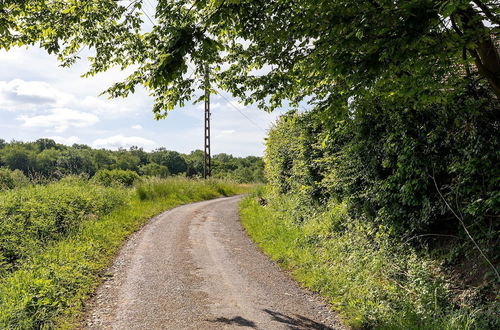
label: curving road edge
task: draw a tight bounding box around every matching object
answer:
[83,195,344,329]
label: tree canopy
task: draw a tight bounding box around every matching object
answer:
[0,139,264,183]
[1,1,498,117]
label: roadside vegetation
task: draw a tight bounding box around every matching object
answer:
[240,82,499,329]
[0,176,245,328]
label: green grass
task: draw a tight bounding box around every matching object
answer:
[239,190,497,329]
[0,177,247,329]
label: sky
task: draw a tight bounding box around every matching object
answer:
[0,46,285,157]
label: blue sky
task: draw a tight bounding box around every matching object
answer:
[0,46,285,156]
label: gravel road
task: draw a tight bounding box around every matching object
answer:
[84,196,344,329]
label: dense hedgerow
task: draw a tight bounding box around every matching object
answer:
[0,178,127,273]
[256,83,499,328]
[266,85,499,248]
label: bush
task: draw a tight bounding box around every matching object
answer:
[261,83,499,328]
[0,167,30,191]
[139,162,169,178]
[0,180,127,272]
[265,87,499,243]
[92,169,140,187]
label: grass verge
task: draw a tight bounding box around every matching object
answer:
[0,177,247,329]
[239,189,498,329]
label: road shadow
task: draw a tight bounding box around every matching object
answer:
[208,316,257,328]
[263,309,334,330]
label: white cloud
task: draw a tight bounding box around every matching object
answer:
[92,134,155,150]
[18,108,99,132]
[195,102,222,111]
[80,96,120,114]
[215,129,236,138]
[0,79,136,115]
[131,124,143,130]
[0,79,73,110]
[46,135,80,145]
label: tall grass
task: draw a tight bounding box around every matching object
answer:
[135,177,240,201]
[0,177,245,328]
[240,190,498,329]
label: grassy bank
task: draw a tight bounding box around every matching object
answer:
[0,177,245,328]
[240,189,498,329]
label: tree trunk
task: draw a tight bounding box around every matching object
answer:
[458,6,500,98]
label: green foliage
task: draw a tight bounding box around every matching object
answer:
[183,150,205,177]
[149,149,187,175]
[0,179,127,272]
[260,80,499,328]
[35,148,61,177]
[5,1,497,115]
[212,153,265,183]
[0,177,244,328]
[135,177,240,201]
[240,193,499,329]
[0,167,30,191]
[265,85,499,245]
[0,141,264,183]
[56,148,97,176]
[115,151,141,171]
[92,169,140,187]
[0,144,36,173]
[139,162,169,177]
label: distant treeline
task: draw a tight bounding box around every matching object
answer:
[0,138,264,183]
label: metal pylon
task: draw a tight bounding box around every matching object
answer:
[203,66,211,179]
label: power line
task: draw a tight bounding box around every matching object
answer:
[217,91,267,133]
[140,5,155,25]
[144,0,156,13]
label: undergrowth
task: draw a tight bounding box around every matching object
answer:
[0,177,245,328]
[240,188,499,329]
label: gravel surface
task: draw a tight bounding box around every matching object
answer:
[83,196,344,329]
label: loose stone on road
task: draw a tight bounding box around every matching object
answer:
[84,196,344,329]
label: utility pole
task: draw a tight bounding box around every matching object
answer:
[203,65,211,179]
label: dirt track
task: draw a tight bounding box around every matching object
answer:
[84,196,343,329]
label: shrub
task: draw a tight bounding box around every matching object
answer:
[139,162,169,178]
[265,88,499,243]
[0,180,127,271]
[92,169,139,187]
[0,167,30,191]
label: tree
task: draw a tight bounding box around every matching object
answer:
[92,149,116,170]
[149,149,187,175]
[183,150,205,177]
[56,148,97,176]
[3,1,497,117]
[36,148,61,177]
[139,162,169,177]
[35,138,56,152]
[115,151,141,172]
[129,146,149,166]
[0,145,36,174]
